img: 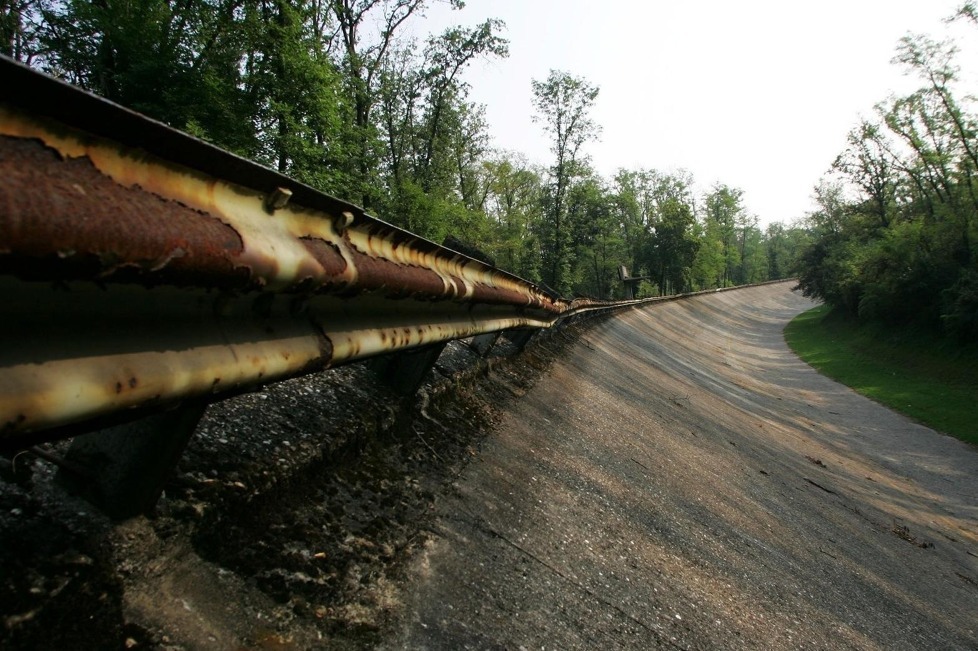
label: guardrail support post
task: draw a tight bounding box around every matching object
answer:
[58,401,208,519]
[469,332,500,357]
[370,342,448,396]
[502,328,538,352]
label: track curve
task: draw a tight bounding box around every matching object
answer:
[385,281,978,650]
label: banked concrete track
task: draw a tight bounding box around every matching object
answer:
[383,282,978,650]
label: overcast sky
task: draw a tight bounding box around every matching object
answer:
[416,0,976,226]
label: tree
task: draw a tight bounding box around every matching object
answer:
[609,169,654,277]
[244,0,345,189]
[1,0,47,62]
[565,175,623,297]
[690,215,724,290]
[481,154,543,280]
[532,70,601,294]
[34,0,315,165]
[414,20,507,193]
[327,0,470,207]
[889,34,977,255]
[736,213,765,284]
[703,185,745,285]
[765,222,796,280]
[798,30,978,336]
[833,121,899,229]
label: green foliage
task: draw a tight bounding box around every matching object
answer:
[532,70,601,295]
[942,268,978,341]
[795,29,978,341]
[635,280,659,298]
[609,169,653,275]
[383,179,489,246]
[765,222,808,280]
[2,0,43,61]
[482,154,543,281]
[690,216,723,289]
[855,219,954,324]
[703,184,744,285]
[649,197,699,294]
[796,233,859,315]
[566,175,625,298]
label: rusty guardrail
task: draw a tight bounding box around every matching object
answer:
[0,57,659,454]
[0,58,795,516]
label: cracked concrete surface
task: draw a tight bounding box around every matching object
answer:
[383,282,978,650]
[4,282,977,649]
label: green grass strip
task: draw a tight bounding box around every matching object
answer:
[784,305,978,445]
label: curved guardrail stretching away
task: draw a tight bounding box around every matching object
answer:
[0,57,657,451]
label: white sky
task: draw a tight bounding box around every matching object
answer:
[415,0,977,226]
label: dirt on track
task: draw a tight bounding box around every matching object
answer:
[3,281,977,650]
[384,282,978,650]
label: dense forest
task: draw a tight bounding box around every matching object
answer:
[798,4,978,341]
[1,0,808,298]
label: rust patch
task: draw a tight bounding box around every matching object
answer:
[0,137,249,288]
[349,249,448,299]
[469,283,550,309]
[298,237,349,285]
[311,325,335,369]
[448,275,466,298]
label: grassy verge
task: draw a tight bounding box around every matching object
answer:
[784,305,978,445]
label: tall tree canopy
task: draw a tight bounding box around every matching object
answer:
[796,18,978,340]
[531,69,600,294]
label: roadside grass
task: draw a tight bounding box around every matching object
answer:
[784,304,978,445]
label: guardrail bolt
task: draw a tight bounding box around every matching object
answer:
[333,211,355,235]
[265,186,292,212]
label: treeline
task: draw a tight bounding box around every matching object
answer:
[3,0,805,297]
[797,5,978,340]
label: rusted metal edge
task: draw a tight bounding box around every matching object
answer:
[0,277,558,447]
[0,58,772,447]
[0,56,557,302]
[0,59,627,444]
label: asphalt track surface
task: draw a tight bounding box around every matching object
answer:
[382,282,978,650]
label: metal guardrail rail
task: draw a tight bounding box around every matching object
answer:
[0,57,654,452]
[0,58,790,516]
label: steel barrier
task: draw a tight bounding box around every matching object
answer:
[0,57,635,446]
[0,57,787,515]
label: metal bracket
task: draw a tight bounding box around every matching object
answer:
[502,328,539,352]
[57,401,208,519]
[369,342,449,397]
[469,332,501,357]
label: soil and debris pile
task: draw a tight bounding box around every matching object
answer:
[0,322,589,650]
